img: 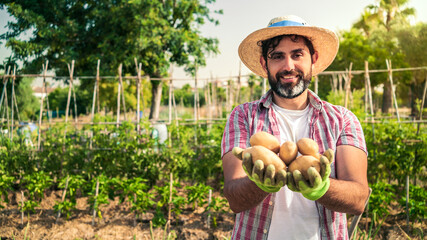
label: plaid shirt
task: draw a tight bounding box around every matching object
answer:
[221,89,367,240]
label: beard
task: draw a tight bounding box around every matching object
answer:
[267,68,312,99]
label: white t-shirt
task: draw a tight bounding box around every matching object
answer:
[268,103,320,240]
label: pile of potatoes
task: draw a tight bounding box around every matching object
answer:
[241,131,322,180]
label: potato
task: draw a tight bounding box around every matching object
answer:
[243,145,286,173]
[250,131,280,153]
[288,155,320,180]
[279,141,298,165]
[297,138,319,156]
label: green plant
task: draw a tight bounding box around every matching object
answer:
[21,171,52,213]
[88,174,110,220]
[398,184,427,223]
[205,196,228,228]
[0,170,14,208]
[185,183,213,210]
[53,175,87,220]
[367,182,395,226]
[122,177,155,220]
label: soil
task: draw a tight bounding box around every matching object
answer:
[0,189,425,240]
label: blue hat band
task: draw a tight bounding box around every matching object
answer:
[269,20,306,28]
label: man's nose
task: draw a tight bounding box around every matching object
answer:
[281,57,295,72]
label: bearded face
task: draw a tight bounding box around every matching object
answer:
[267,68,312,99]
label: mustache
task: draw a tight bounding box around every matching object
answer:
[276,69,303,79]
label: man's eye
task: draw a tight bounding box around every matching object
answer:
[270,54,284,60]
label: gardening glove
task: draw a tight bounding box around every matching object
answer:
[287,149,334,201]
[232,147,287,193]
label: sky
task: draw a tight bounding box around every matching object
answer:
[1,0,426,83]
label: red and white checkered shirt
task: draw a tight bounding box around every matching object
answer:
[221,89,367,240]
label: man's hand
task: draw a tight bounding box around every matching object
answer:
[233,147,287,193]
[287,149,334,201]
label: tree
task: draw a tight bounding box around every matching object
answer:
[395,23,427,115]
[0,0,221,119]
[352,0,415,114]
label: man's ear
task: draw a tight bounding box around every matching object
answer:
[260,55,267,72]
[312,51,319,65]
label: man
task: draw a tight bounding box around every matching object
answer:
[221,15,369,240]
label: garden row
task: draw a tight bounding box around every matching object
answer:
[0,116,426,236]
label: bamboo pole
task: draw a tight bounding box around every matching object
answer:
[235,62,242,104]
[416,73,427,135]
[56,175,70,224]
[344,63,353,109]
[168,79,172,124]
[116,64,122,128]
[43,62,51,125]
[386,59,401,122]
[37,62,49,150]
[91,61,100,122]
[90,77,97,122]
[119,67,127,121]
[194,63,199,123]
[92,177,100,226]
[96,59,101,114]
[134,59,141,133]
[65,61,75,125]
[0,67,11,116]
[72,82,78,124]
[10,66,16,140]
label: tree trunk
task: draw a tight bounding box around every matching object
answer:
[149,80,162,120]
[382,81,393,114]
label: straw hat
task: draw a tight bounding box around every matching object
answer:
[238,15,339,78]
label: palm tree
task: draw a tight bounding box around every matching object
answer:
[353,0,415,114]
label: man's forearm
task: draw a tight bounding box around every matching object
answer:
[317,178,370,215]
[224,176,269,213]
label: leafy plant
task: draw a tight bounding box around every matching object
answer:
[53,175,87,220]
[185,183,213,210]
[21,171,52,213]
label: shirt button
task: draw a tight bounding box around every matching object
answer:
[264,229,268,234]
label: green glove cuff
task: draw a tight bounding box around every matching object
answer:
[302,177,330,201]
[254,181,281,193]
[246,171,281,193]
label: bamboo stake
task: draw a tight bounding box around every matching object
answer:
[386,59,400,122]
[119,65,127,121]
[21,191,24,225]
[134,58,141,134]
[91,61,100,122]
[168,79,172,124]
[4,72,10,139]
[91,77,97,122]
[65,61,75,125]
[116,64,122,128]
[344,63,353,109]
[10,66,16,140]
[92,177,100,226]
[56,175,70,224]
[206,189,212,228]
[235,62,242,104]
[167,172,173,235]
[72,83,78,124]
[43,61,51,125]
[416,73,427,135]
[194,63,199,145]
[194,63,199,124]
[37,62,49,150]
[96,59,101,114]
